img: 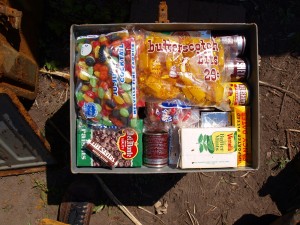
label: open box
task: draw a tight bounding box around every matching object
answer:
[70,23,259,174]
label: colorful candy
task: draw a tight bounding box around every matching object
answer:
[75,30,138,128]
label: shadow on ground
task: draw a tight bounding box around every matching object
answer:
[233,153,300,225]
[259,153,300,214]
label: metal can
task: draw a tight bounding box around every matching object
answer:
[217,35,246,56]
[143,132,169,168]
[224,58,250,81]
[224,82,249,106]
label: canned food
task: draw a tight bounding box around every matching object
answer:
[224,82,249,106]
[143,132,169,168]
[216,35,246,56]
[224,58,249,81]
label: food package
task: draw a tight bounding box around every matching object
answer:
[231,106,252,167]
[74,29,142,128]
[179,127,238,168]
[137,30,234,111]
[76,119,143,168]
[201,111,231,128]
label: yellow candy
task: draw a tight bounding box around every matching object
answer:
[104,88,112,100]
[81,85,90,92]
[187,86,206,104]
[113,95,125,105]
[83,94,94,102]
[124,71,132,83]
[121,92,132,104]
[181,86,193,101]
[149,57,162,76]
[94,45,100,58]
[179,72,194,85]
[99,35,107,43]
[214,82,225,104]
[145,76,161,96]
[94,71,100,78]
[79,71,90,81]
[144,77,174,100]
[78,61,88,69]
[138,52,148,71]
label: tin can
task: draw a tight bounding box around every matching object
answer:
[143,132,169,168]
[224,82,249,106]
[224,58,250,81]
[216,35,246,56]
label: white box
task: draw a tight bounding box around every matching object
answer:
[180,127,238,168]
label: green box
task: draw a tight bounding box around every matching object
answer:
[76,119,143,168]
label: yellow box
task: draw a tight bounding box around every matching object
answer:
[232,106,252,167]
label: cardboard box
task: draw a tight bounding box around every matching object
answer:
[232,106,252,167]
[76,119,143,168]
[70,23,259,173]
[179,127,238,168]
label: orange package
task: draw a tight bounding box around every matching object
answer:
[136,30,231,110]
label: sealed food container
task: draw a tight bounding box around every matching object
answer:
[70,23,259,174]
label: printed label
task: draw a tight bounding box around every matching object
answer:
[82,102,98,118]
[117,128,139,159]
[131,41,137,118]
[232,106,252,166]
[146,30,222,82]
[77,119,92,167]
[212,131,237,153]
[226,82,249,106]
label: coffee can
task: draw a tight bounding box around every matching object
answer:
[143,132,169,168]
[224,58,250,81]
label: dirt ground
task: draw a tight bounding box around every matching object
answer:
[0,0,300,225]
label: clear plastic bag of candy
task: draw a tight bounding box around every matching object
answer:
[136,29,236,111]
[144,100,201,132]
[74,29,142,128]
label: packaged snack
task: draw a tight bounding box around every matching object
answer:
[231,106,251,167]
[179,127,238,168]
[74,30,140,128]
[144,100,200,128]
[76,119,143,168]
[137,30,247,111]
[201,111,231,128]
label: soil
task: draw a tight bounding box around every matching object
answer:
[0,1,300,225]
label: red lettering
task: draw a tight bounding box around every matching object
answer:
[148,40,155,53]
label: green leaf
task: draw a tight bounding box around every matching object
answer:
[199,144,204,153]
[203,143,208,151]
[198,134,203,143]
[93,204,105,214]
[207,136,214,153]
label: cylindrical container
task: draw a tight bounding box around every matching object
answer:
[224,58,250,81]
[216,35,246,57]
[224,82,250,106]
[143,132,169,168]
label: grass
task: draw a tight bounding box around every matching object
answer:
[32,179,48,207]
[267,156,290,170]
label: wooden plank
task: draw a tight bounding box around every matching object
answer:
[0,166,46,177]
